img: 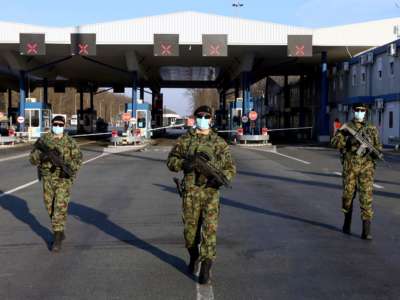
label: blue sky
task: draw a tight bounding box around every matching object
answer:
[1,0,399,115]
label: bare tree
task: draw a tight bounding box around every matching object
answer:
[186,89,219,115]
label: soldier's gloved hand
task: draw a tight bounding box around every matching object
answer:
[39,152,51,163]
[182,158,195,173]
[206,177,223,189]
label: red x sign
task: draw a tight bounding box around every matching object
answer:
[209,44,221,56]
[78,43,89,55]
[295,45,305,56]
[27,42,38,55]
[161,43,172,56]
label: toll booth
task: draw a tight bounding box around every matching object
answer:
[127,103,152,139]
[24,99,51,138]
[77,108,97,133]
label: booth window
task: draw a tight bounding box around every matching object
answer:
[137,111,146,128]
[389,111,394,129]
[31,110,39,127]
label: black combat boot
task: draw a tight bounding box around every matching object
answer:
[188,247,199,274]
[198,259,212,285]
[361,220,372,240]
[342,211,352,234]
[52,231,63,252]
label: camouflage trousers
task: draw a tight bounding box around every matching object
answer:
[342,159,375,220]
[42,176,72,232]
[182,185,220,261]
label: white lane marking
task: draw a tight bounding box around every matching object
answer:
[0,141,96,163]
[373,183,384,190]
[0,153,29,163]
[195,269,214,300]
[250,148,311,165]
[0,153,108,199]
[0,180,39,199]
[82,153,110,165]
[332,172,384,189]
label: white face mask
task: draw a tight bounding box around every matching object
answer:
[52,126,64,135]
[354,111,366,121]
[196,117,210,130]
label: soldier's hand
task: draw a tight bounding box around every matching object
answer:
[182,158,195,173]
[39,152,51,163]
[206,177,223,189]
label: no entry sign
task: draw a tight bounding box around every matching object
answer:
[249,111,258,121]
[17,116,25,124]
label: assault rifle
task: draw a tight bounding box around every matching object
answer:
[193,152,230,188]
[340,124,384,160]
[34,140,73,179]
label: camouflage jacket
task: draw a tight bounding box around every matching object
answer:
[167,129,236,188]
[331,119,382,164]
[30,133,83,179]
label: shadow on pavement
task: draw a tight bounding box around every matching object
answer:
[293,170,400,187]
[238,170,400,200]
[68,202,196,282]
[0,191,52,248]
[154,183,344,235]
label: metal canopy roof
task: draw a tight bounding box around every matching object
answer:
[0,11,399,90]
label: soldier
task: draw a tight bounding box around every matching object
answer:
[167,105,236,284]
[331,103,382,240]
[30,115,82,252]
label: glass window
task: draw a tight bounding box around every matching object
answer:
[390,61,395,76]
[339,75,344,90]
[389,111,394,128]
[137,111,146,128]
[24,111,30,127]
[378,111,382,126]
[377,57,383,80]
[31,110,39,127]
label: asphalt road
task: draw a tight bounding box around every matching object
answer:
[0,142,399,300]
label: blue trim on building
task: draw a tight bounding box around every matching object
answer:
[343,93,400,105]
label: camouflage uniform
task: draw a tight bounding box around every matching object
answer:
[167,129,236,261]
[331,119,382,220]
[30,132,82,232]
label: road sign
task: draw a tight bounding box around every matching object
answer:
[154,34,179,56]
[202,34,228,57]
[20,33,46,56]
[287,35,313,57]
[71,33,96,56]
[122,113,131,122]
[242,116,249,123]
[17,116,25,124]
[249,111,258,121]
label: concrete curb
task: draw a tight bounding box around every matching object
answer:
[103,143,149,154]
[236,144,277,152]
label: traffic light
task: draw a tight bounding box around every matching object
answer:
[20,33,46,56]
[202,34,228,57]
[70,33,96,56]
[154,34,179,57]
[287,35,313,57]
